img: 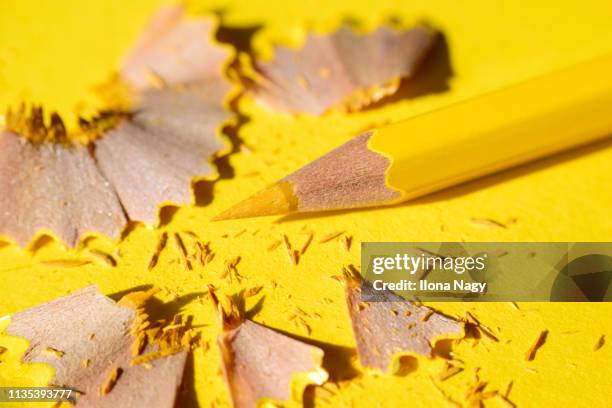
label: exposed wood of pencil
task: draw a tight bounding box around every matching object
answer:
[212,132,400,220]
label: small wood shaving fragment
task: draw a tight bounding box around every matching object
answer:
[130,347,184,366]
[43,346,64,358]
[421,310,434,322]
[282,234,291,251]
[40,259,91,268]
[281,234,299,265]
[221,257,243,283]
[267,240,281,251]
[525,330,548,361]
[0,346,6,355]
[438,361,463,381]
[244,286,263,298]
[299,232,314,255]
[99,367,122,395]
[148,232,168,271]
[593,334,605,351]
[173,233,192,271]
[319,231,344,244]
[291,250,300,265]
[470,218,508,229]
[342,235,352,251]
[88,249,117,267]
[83,359,90,368]
[510,302,520,311]
[233,229,246,238]
[87,333,95,341]
[132,332,146,356]
[504,380,513,397]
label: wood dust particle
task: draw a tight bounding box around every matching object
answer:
[291,250,300,265]
[281,234,299,265]
[438,361,463,381]
[88,333,95,341]
[510,302,520,311]
[148,232,168,271]
[174,233,192,271]
[300,233,314,255]
[525,330,548,361]
[221,257,243,282]
[504,380,513,397]
[244,286,263,298]
[319,231,344,244]
[282,234,291,251]
[234,229,246,238]
[195,241,214,266]
[100,367,122,395]
[132,333,146,356]
[421,310,434,322]
[88,249,117,267]
[43,346,64,358]
[83,359,90,368]
[593,335,605,351]
[0,346,6,355]
[39,259,91,268]
[470,218,508,229]
[343,235,353,251]
[267,240,281,251]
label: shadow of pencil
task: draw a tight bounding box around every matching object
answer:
[276,136,612,223]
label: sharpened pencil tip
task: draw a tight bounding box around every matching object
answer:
[212,182,299,221]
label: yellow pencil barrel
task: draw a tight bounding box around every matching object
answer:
[369,53,612,202]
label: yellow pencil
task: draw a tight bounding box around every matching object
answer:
[214,53,612,220]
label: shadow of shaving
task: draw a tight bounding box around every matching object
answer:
[364,31,454,111]
[175,350,198,408]
[108,285,204,324]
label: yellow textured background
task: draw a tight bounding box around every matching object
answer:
[0,0,611,407]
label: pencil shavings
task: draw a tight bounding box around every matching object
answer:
[0,5,231,246]
[96,4,231,225]
[0,131,126,247]
[218,320,328,408]
[345,278,462,372]
[247,24,437,114]
[5,286,187,407]
[120,4,228,91]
